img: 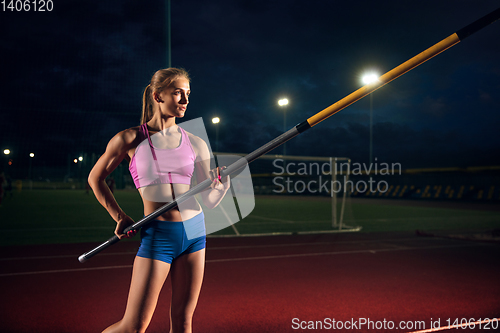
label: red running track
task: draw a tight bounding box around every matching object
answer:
[1,231,499,332]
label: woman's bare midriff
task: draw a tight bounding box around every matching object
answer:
[139,183,202,221]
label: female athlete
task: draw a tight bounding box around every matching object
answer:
[88,68,229,333]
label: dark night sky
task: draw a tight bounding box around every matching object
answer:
[1,0,499,173]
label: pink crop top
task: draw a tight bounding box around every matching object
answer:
[129,124,196,189]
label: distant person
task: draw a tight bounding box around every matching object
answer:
[5,174,13,197]
[88,68,229,333]
[14,179,21,192]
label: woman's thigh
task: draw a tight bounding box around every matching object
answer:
[170,249,206,318]
[121,256,171,329]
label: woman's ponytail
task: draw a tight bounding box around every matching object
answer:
[141,84,153,125]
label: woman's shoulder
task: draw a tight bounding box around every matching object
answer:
[185,130,207,149]
[184,130,211,159]
[108,126,143,151]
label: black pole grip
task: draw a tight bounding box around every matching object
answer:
[78,234,120,263]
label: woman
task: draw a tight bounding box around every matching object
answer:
[88,68,229,333]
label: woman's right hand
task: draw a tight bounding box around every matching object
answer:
[115,215,138,239]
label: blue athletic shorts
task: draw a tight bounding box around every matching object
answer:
[136,212,206,264]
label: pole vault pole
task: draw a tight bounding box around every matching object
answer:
[79,8,500,263]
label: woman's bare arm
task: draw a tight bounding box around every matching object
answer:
[190,135,230,209]
[88,129,137,238]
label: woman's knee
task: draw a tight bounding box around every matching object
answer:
[170,311,194,330]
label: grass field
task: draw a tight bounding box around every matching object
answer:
[1,190,499,246]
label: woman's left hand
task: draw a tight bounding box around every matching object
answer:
[209,166,230,191]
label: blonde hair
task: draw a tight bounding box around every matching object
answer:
[141,68,190,125]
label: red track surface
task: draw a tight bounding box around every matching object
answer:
[1,231,499,332]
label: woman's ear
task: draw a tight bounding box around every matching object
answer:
[153,92,163,103]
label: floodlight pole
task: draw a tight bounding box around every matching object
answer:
[369,94,373,165]
[278,98,289,156]
[166,0,171,68]
[361,73,378,165]
[79,8,500,263]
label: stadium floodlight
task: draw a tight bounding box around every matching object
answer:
[3,149,10,155]
[362,73,379,85]
[278,98,289,155]
[212,117,220,124]
[278,98,289,106]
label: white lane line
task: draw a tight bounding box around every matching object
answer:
[205,243,479,263]
[0,237,443,261]
[208,237,442,250]
[0,243,483,277]
[5,227,112,232]
[0,237,488,262]
[0,265,133,277]
[0,252,135,261]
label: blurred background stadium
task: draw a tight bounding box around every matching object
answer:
[1,0,499,245]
